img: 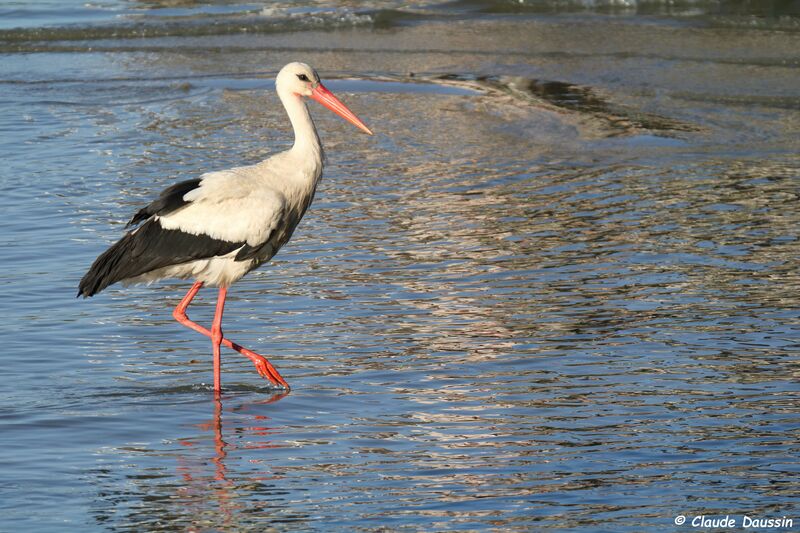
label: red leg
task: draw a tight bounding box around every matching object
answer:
[174,281,205,335]
[211,287,226,394]
[172,282,289,389]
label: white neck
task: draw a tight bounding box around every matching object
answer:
[279,89,322,160]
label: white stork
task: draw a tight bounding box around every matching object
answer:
[78,62,372,394]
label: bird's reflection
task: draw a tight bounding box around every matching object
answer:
[181,390,289,479]
[194,396,229,482]
[165,390,290,530]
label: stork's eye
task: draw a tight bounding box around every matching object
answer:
[297,74,310,82]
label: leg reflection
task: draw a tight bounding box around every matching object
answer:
[173,392,290,529]
[211,396,227,481]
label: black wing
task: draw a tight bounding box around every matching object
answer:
[126,178,202,228]
[78,218,244,297]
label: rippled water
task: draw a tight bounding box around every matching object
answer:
[1,1,799,531]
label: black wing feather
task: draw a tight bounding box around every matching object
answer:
[126,178,202,228]
[234,238,276,262]
[78,219,244,297]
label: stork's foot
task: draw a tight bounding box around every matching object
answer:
[235,344,290,390]
[253,357,290,390]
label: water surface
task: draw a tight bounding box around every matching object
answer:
[1,1,799,531]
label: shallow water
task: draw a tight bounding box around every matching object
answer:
[1,1,800,531]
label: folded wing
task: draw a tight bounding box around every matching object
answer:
[78,170,286,297]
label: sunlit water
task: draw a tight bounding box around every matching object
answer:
[1,1,799,531]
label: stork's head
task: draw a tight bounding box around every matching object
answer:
[276,62,373,135]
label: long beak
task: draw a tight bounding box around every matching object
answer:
[310,83,373,135]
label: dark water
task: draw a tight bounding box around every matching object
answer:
[1,1,799,531]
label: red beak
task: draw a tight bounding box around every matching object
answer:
[310,83,373,135]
